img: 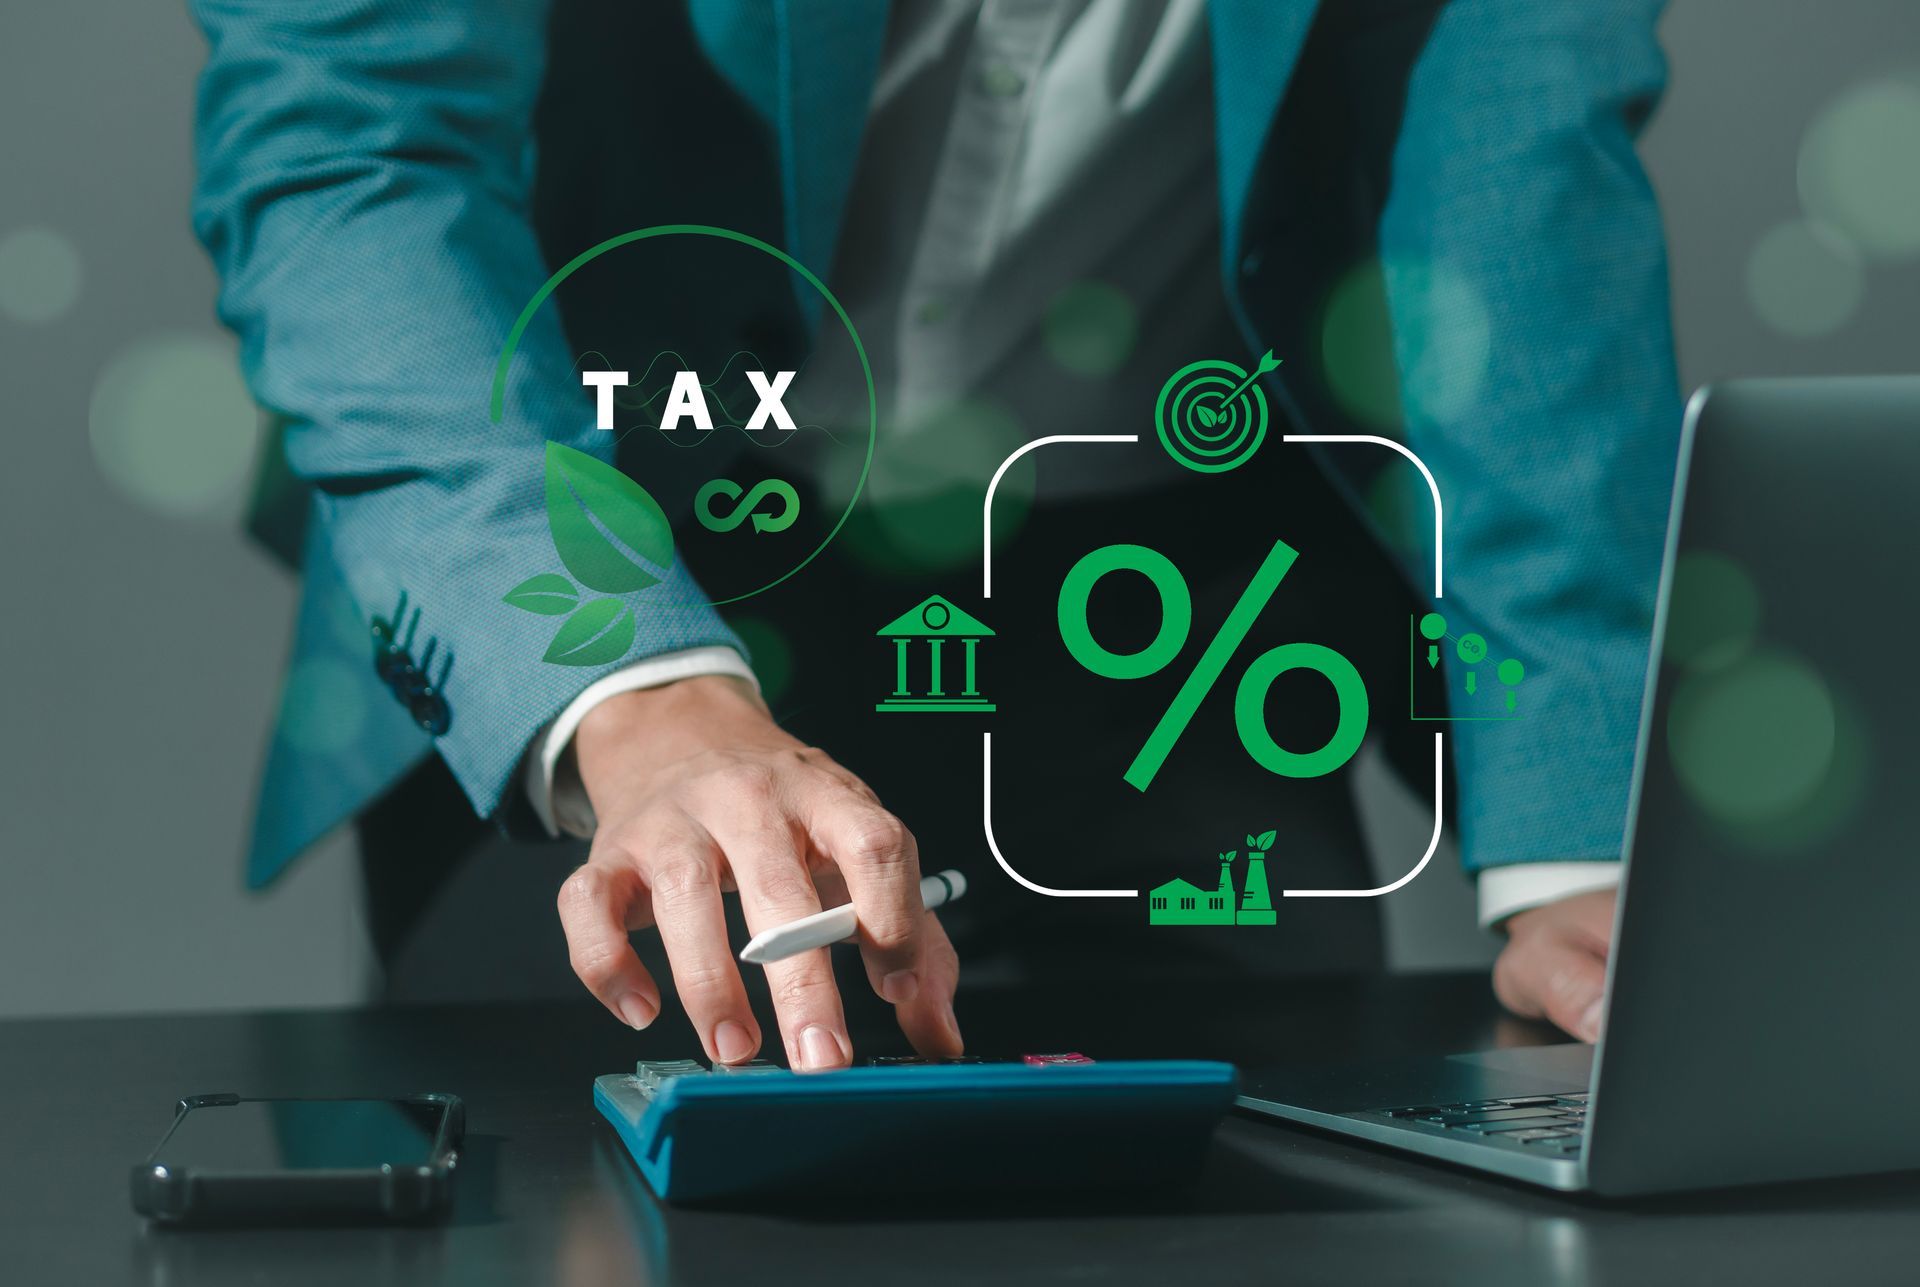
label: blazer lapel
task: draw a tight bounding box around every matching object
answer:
[689,0,887,305]
[774,0,888,295]
[1206,0,1322,271]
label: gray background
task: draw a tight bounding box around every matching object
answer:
[2,1,1914,1019]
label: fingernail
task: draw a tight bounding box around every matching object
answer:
[798,1024,847,1072]
[1578,998,1604,1043]
[714,1019,756,1064]
[617,995,657,1031]
[881,969,920,1004]
[943,1003,964,1049]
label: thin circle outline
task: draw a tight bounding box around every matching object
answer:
[489,224,874,607]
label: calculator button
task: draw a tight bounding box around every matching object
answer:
[939,1056,986,1064]
[635,1059,707,1090]
[714,1059,783,1075]
[869,1056,932,1066]
[1021,1053,1094,1066]
[635,1059,704,1075]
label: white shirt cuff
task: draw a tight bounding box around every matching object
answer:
[523,645,758,839]
[1478,862,1623,929]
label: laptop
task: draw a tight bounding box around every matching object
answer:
[1238,377,1920,1196]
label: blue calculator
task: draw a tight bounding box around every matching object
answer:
[593,1053,1238,1203]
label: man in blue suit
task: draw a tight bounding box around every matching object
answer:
[190,0,1680,1070]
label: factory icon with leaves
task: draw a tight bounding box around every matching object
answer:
[1148,829,1278,927]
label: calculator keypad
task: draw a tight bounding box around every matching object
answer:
[631,1052,1094,1098]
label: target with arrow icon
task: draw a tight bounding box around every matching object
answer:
[1152,349,1279,473]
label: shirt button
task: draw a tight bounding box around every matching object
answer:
[979,61,1026,97]
[1240,250,1264,279]
[914,297,950,325]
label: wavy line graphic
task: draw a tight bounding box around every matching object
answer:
[639,424,856,449]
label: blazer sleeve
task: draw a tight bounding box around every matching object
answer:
[189,0,740,819]
[1375,0,1685,872]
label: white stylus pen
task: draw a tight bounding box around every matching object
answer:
[738,870,968,965]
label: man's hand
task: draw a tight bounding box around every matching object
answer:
[555,675,963,1070]
[1491,889,1617,1043]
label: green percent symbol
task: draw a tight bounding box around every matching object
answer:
[1057,540,1369,790]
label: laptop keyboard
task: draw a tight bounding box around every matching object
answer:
[1372,1092,1588,1156]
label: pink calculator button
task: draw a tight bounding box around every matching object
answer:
[1021,1053,1094,1066]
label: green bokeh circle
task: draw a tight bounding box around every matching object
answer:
[1665,549,1761,673]
[728,615,795,704]
[1043,280,1138,377]
[1667,649,1837,826]
[489,224,873,607]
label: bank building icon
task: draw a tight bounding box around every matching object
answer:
[875,595,995,714]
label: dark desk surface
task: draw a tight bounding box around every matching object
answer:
[5,973,1914,1286]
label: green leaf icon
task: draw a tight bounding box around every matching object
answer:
[543,597,637,666]
[544,441,674,594]
[1255,829,1277,851]
[502,572,579,615]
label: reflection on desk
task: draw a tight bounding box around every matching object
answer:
[0,976,1911,1286]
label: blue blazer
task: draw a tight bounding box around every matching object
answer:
[189,0,1681,888]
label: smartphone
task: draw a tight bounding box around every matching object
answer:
[130,1093,463,1226]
